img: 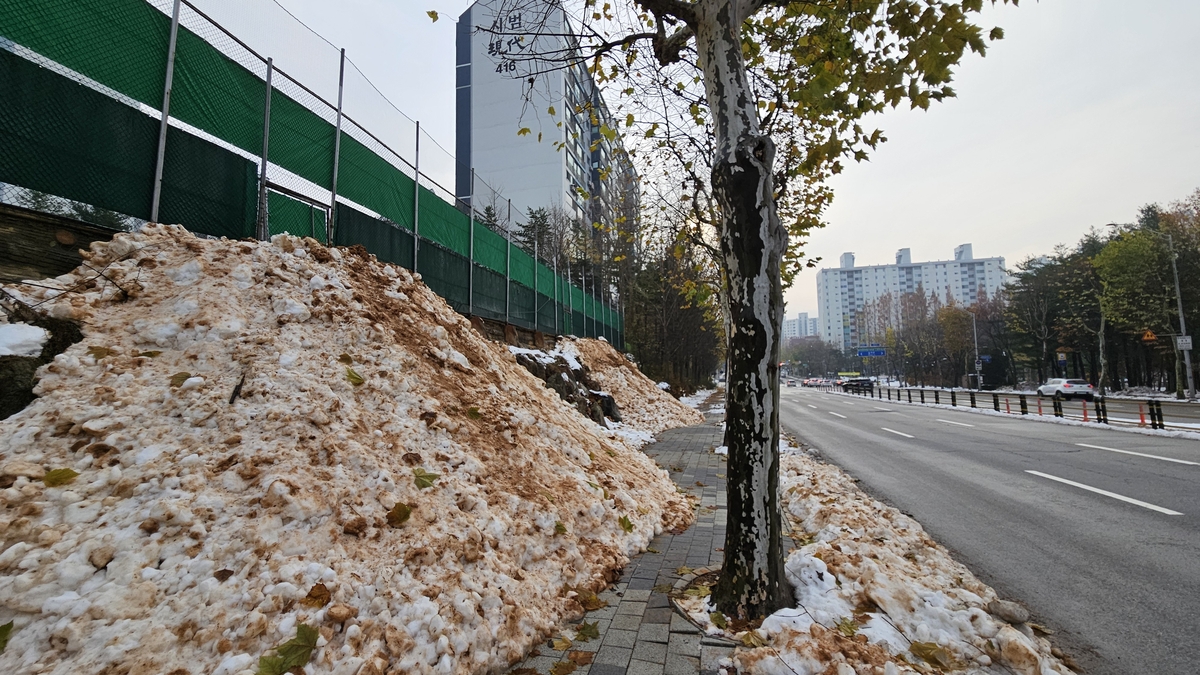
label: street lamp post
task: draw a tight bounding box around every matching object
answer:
[971,310,981,391]
[1164,234,1196,399]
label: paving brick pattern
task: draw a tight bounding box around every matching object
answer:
[507,404,734,675]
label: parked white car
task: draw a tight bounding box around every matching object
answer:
[1037,378,1095,401]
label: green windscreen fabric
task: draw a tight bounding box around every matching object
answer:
[268,91,335,189]
[510,248,534,287]
[0,0,168,107]
[172,25,266,158]
[0,47,256,236]
[334,204,413,269]
[536,262,555,297]
[417,243,469,313]
[508,282,535,329]
[337,136,415,230]
[417,188,468,253]
[268,191,326,241]
[571,285,585,312]
[472,222,506,274]
[472,266,506,321]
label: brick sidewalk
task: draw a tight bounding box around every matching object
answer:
[507,407,734,675]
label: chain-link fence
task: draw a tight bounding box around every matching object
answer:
[0,0,622,344]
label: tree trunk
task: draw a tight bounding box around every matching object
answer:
[696,0,790,620]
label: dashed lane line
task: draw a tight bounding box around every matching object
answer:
[881,427,913,438]
[829,411,847,419]
[1075,443,1199,466]
[937,419,975,428]
[874,406,893,412]
[1025,470,1183,515]
[808,404,818,409]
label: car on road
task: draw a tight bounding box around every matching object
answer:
[1037,378,1095,401]
[842,377,874,394]
[785,379,796,387]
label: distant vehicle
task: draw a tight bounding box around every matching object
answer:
[842,378,873,394]
[1037,378,1095,401]
[785,379,796,387]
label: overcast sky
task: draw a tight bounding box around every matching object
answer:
[271,0,1200,317]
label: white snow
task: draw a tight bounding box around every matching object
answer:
[0,322,48,357]
[679,389,715,410]
[0,225,694,675]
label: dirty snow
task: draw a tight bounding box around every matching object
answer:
[678,447,1074,675]
[679,389,715,410]
[0,322,48,357]
[564,338,703,435]
[0,226,693,675]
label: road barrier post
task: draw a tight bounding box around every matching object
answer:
[1150,400,1164,429]
[920,390,926,404]
[1138,403,1147,427]
[1053,399,1063,418]
[1095,397,1107,424]
[951,391,957,407]
[1005,397,1011,414]
[907,390,913,403]
[934,391,940,405]
[969,392,976,408]
[1081,401,1089,422]
[1037,397,1043,416]
[993,394,1000,412]
[1019,395,1028,415]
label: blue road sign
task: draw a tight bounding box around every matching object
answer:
[857,348,886,357]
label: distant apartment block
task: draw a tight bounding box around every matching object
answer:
[783,312,818,341]
[817,244,1007,351]
[455,0,637,233]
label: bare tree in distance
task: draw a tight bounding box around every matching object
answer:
[446,0,1015,619]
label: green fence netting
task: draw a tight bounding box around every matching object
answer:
[417,242,469,313]
[334,204,412,269]
[417,187,469,254]
[160,125,257,238]
[508,282,535,329]
[472,265,507,321]
[472,222,506,274]
[336,134,415,231]
[268,191,326,241]
[0,0,168,108]
[510,247,535,288]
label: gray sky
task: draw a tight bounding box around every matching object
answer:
[271,0,1200,317]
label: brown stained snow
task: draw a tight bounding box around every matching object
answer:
[0,225,692,675]
[724,450,1074,675]
[564,339,703,434]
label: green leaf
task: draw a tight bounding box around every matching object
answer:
[345,367,364,386]
[43,468,79,487]
[575,620,600,641]
[548,105,557,116]
[466,406,482,420]
[619,515,633,533]
[909,641,963,669]
[836,617,858,637]
[989,26,1005,40]
[387,503,412,527]
[554,521,567,535]
[0,621,12,654]
[624,113,635,127]
[683,585,710,597]
[426,10,439,22]
[413,467,439,489]
[710,611,727,629]
[138,350,162,357]
[257,623,318,675]
[169,371,192,387]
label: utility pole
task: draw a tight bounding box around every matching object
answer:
[1166,234,1195,399]
[971,311,981,391]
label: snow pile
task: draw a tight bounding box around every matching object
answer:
[561,338,703,434]
[678,389,715,410]
[0,322,48,357]
[687,448,1073,675]
[0,225,693,675]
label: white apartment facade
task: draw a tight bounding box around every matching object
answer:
[455,0,637,232]
[816,244,1007,351]
[783,312,818,340]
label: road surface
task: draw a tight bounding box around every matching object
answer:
[779,386,1200,675]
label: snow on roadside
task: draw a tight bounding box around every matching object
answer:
[562,338,703,435]
[679,389,715,410]
[0,322,48,357]
[678,447,1073,675]
[0,225,693,675]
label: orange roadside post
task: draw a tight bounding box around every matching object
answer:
[1082,400,1089,423]
[1005,397,1011,414]
[1138,403,1147,427]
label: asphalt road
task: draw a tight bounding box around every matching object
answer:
[872,386,1200,430]
[779,386,1200,675]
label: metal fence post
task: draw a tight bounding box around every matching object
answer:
[533,218,539,330]
[1019,394,1028,415]
[150,0,182,224]
[328,48,345,245]
[950,391,956,407]
[505,198,511,325]
[468,168,475,316]
[412,122,420,270]
[969,391,976,408]
[255,57,274,241]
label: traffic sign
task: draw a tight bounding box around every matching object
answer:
[1142,330,1158,343]
[974,360,983,371]
[1178,335,1193,351]
[857,348,886,357]
[1057,351,1067,364]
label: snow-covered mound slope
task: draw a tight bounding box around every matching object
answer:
[0,225,693,675]
[716,449,1073,675]
[560,338,703,434]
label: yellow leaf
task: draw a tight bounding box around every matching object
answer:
[169,371,192,387]
[387,503,412,526]
[426,10,439,22]
[301,583,331,607]
[710,611,727,629]
[345,367,364,385]
[551,636,572,651]
[741,631,767,648]
[548,105,557,116]
[517,127,532,137]
[619,515,633,532]
[550,662,576,675]
[43,468,79,487]
[138,350,162,357]
[910,641,963,669]
[86,346,111,359]
[555,521,567,535]
[413,468,439,489]
[338,353,353,364]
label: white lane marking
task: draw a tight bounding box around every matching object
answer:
[881,427,913,438]
[1075,443,1199,466]
[829,412,847,419]
[1025,470,1182,515]
[874,407,893,412]
[937,418,975,428]
[843,401,856,406]
[807,404,818,409]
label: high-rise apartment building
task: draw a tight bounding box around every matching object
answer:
[816,244,1007,351]
[455,0,637,233]
[783,312,818,340]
